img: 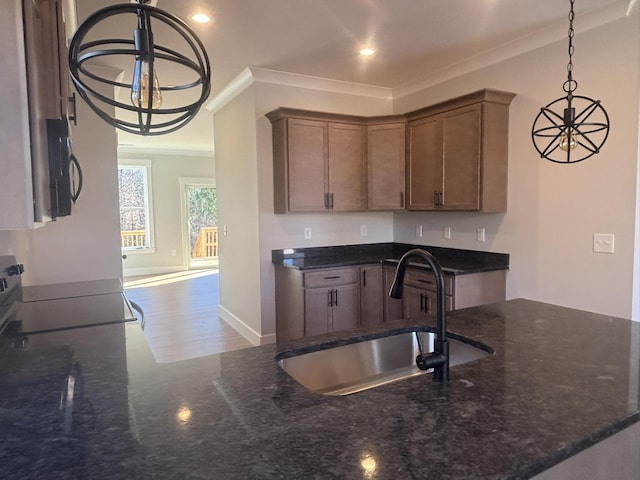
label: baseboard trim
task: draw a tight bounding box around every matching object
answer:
[218,305,276,346]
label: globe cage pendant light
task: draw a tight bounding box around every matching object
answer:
[531,0,610,164]
[68,0,211,136]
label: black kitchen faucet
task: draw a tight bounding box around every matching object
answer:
[389,248,450,382]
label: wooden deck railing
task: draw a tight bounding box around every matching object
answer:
[121,230,147,248]
[192,227,218,258]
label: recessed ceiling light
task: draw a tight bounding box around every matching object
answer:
[191,13,211,23]
[359,48,376,56]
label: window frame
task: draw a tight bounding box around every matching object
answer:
[118,160,156,254]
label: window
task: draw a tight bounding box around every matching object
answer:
[118,163,153,251]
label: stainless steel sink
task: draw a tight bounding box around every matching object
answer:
[276,329,492,395]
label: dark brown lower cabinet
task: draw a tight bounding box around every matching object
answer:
[275,262,506,342]
[304,283,360,336]
[360,264,384,327]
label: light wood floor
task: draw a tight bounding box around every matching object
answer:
[124,270,252,363]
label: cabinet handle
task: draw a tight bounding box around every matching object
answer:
[417,278,433,285]
[328,289,333,307]
[323,275,341,280]
[68,92,77,126]
[362,270,366,287]
[400,191,405,208]
[419,293,425,312]
[324,193,329,209]
[69,153,83,204]
[333,289,338,306]
[330,193,334,209]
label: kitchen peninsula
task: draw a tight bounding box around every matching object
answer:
[1,297,639,479]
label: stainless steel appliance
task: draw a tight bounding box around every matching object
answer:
[45,118,82,219]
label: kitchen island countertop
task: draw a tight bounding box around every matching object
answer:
[1,298,639,479]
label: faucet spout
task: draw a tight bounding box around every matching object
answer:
[389,248,450,383]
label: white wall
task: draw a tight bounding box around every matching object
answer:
[118,151,215,277]
[392,10,640,319]
[0,231,18,256]
[213,87,264,342]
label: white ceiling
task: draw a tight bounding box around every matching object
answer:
[73,0,630,152]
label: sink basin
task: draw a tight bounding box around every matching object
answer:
[276,329,492,395]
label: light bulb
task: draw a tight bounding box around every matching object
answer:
[131,59,162,109]
[559,127,578,152]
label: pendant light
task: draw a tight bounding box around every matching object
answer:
[531,0,610,164]
[68,0,211,136]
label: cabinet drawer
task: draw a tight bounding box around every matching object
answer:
[304,268,358,288]
[404,268,453,294]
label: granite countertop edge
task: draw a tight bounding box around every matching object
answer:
[272,242,510,274]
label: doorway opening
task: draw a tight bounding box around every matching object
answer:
[181,178,218,270]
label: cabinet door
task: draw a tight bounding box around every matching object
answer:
[383,265,402,322]
[441,105,481,210]
[287,118,328,212]
[328,123,366,211]
[407,116,442,210]
[304,288,331,336]
[360,265,383,327]
[402,285,430,321]
[367,123,406,210]
[331,283,360,332]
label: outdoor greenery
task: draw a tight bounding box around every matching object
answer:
[118,167,146,231]
[188,186,217,250]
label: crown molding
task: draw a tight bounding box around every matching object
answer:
[117,145,214,158]
[205,67,392,114]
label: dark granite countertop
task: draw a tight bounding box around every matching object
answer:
[1,298,639,479]
[272,242,510,274]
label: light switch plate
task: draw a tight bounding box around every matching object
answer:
[593,233,615,253]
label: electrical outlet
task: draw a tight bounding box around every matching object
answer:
[593,233,614,253]
[416,225,423,238]
[476,228,486,242]
[444,226,451,240]
[304,227,312,239]
[360,225,367,237]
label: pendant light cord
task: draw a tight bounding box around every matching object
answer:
[564,0,577,97]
